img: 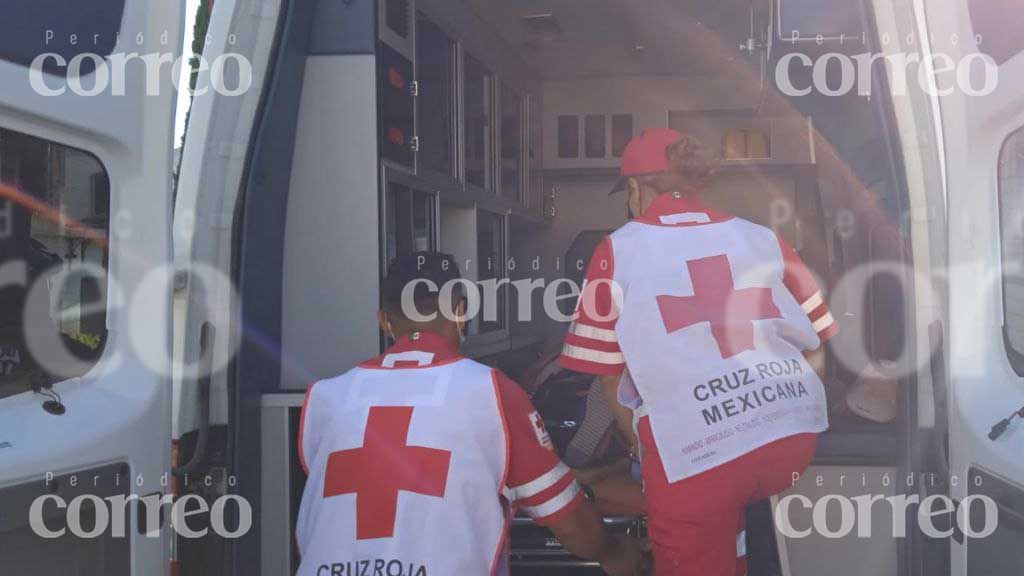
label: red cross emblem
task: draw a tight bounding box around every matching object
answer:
[530,411,552,448]
[656,254,781,359]
[323,406,451,540]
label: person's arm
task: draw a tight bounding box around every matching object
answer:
[494,370,643,576]
[545,501,644,576]
[562,238,636,458]
[560,238,627,377]
[587,470,645,517]
[561,238,633,447]
[777,237,839,380]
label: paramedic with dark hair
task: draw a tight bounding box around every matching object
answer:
[296,252,644,576]
[560,129,839,576]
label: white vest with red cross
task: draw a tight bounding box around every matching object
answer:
[611,217,828,483]
[295,356,510,576]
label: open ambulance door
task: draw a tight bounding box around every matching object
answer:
[172,0,375,573]
[0,1,182,574]
[919,0,1024,573]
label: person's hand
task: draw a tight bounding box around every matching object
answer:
[596,533,646,576]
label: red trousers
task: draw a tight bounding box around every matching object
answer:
[638,417,817,576]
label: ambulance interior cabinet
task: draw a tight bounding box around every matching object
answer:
[383,174,437,265]
[378,43,415,168]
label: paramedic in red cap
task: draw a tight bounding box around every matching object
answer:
[296,252,644,576]
[560,129,838,575]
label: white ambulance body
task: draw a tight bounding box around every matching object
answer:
[0,0,1022,575]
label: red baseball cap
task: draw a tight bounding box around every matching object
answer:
[610,127,685,193]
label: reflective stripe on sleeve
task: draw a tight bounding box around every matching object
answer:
[509,462,571,501]
[562,343,625,366]
[520,481,580,519]
[801,291,824,314]
[812,311,835,333]
[571,322,618,343]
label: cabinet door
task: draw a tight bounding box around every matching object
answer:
[415,13,455,179]
[379,43,416,168]
[384,172,437,265]
[379,0,415,60]
[499,83,524,202]
[464,55,494,191]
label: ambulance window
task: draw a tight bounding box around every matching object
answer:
[0,0,125,74]
[969,0,1024,65]
[415,13,454,177]
[475,211,506,334]
[499,82,523,201]
[998,127,1024,372]
[464,55,493,190]
[0,128,109,392]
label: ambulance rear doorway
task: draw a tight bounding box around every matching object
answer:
[436,0,916,572]
[255,1,932,575]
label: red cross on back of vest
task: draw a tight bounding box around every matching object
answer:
[656,254,782,358]
[323,406,452,540]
